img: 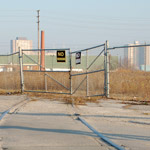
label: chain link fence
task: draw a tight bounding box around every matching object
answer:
[109,43,150,100]
[22,49,71,94]
[70,44,105,96]
[0,52,20,93]
[1,41,150,100]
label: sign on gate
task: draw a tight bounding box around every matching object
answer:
[76,52,81,64]
[57,50,66,62]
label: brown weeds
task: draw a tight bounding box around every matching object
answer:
[110,69,150,100]
[0,69,150,101]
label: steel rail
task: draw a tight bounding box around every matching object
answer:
[45,73,70,91]
[0,110,10,121]
[0,99,28,121]
[71,69,105,77]
[78,117,124,150]
[71,44,105,54]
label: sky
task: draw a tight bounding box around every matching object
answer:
[0,0,150,54]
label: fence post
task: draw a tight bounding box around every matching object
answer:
[104,42,107,96]
[45,74,47,92]
[69,49,72,95]
[106,40,110,98]
[19,47,24,93]
[86,50,89,96]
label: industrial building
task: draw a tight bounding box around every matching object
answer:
[10,37,33,55]
[124,41,150,71]
[124,41,140,69]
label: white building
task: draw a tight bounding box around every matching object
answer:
[124,41,150,71]
[144,46,150,65]
[139,44,150,71]
[11,37,33,55]
[124,41,139,69]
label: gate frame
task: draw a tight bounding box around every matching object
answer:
[21,48,71,95]
[20,43,111,98]
[70,42,107,97]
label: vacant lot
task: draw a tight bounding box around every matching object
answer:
[0,69,150,100]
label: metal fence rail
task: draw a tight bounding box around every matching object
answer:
[71,44,105,54]
[108,44,150,50]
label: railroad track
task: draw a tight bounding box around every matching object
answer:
[0,98,29,121]
[0,98,125,150]
[71,103,125,150]
[77,116,124,150]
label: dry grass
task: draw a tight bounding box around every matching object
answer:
[24,71,104,96]
[0,71,20,91]
[24,72,70,92]
[0,89,20,95]
[27,92,100,105]
[0,69,150,102]
[110,69,150,101]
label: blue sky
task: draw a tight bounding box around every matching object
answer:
[0,0,150,53]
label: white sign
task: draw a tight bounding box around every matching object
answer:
[76,52,81,64]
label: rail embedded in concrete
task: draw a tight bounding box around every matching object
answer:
[0,109,10,121]
[78,116,125,150]
[0,99,28,121]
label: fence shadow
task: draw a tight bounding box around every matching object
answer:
[0,125,97,138]
[15,112,72,117]
[103,132,150,141]
[82,115,150,120]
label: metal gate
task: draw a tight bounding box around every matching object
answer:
[20,42,109,97]
[22,48,71,94]
[2,41,150,99]
[70,42,108,97]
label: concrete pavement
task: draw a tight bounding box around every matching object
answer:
[0,97,113,150]
[1,96,149,150]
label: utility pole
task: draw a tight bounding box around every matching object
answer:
[37,10,40,69]
[144,42,147,72]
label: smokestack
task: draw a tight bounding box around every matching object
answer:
[41,30,45,71]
